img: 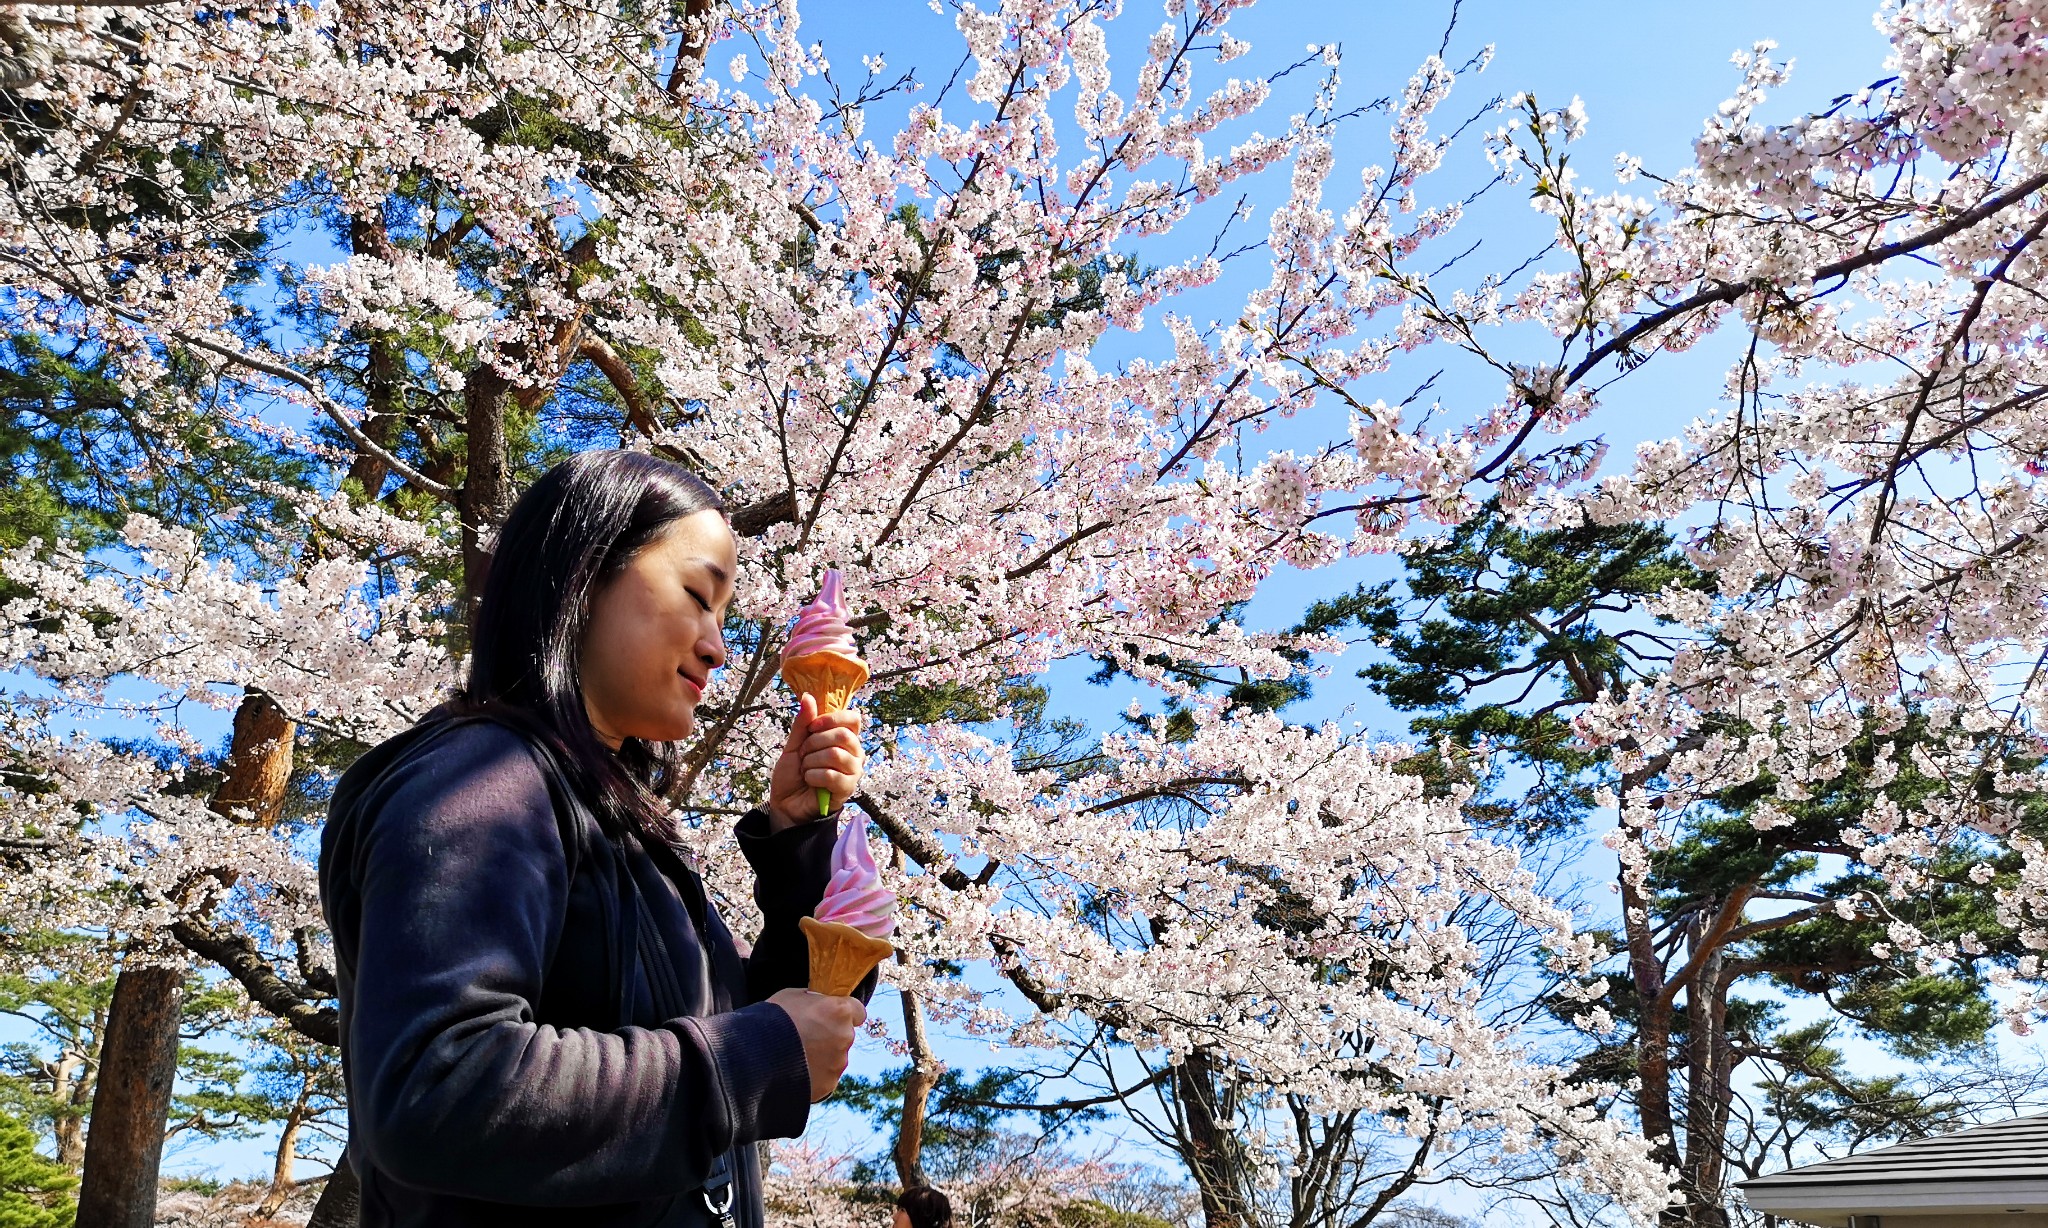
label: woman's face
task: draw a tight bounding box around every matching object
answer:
[892,1209,911,1228]
[579,509,737,747]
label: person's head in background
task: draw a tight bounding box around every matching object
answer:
[894,1186,952,1228]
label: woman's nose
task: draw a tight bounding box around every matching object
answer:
[700,632,726,671]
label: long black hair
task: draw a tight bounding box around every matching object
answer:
[896,1187,952,1228]
[463,449,726,839]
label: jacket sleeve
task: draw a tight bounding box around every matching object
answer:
[735,808,880,1005]
[337,726,812,1206]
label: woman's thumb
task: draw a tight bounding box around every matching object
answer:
[785,692,818,753]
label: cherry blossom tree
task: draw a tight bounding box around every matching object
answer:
[28,0,2048,1224]
[1143,0,2048,1220]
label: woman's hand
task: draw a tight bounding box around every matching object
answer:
[768,987,866,1102]
[767,693,865,831]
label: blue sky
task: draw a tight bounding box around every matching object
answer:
[110,0,1928,1203]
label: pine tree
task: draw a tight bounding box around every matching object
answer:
[0,1110,73,1228]
[1307,503,2048,1223]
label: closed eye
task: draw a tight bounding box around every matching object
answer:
[688,588,712,613]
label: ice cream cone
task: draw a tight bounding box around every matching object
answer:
[783,650,871,815]
[799,915,894,997]
[782,571,870,817]
[781,650,870,715]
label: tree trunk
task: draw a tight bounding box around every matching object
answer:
[74,960,183,1228]
[79,688,301,1226]
[255,1083,311,1218]
[1620,861,1684,1228]
[53,1043,90,1171]
[343,217,407,501]
[893,976,941,1189]
[1174,1050,1248,1228]
[665,0,719,98]
[461,366,511,630]
[304,1158,360,1228]
[1680,950,1735,1228]
[214,690,297,827]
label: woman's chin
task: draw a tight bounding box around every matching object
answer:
[625,710,695,744]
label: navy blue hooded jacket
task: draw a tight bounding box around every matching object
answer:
[319,715,870,1227]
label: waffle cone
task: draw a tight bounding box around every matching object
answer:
[799,915,894,997]
[781,651,870,714]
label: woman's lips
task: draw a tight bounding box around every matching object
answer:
[679,671,705,699]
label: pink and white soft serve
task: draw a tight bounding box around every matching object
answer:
[783,569,858,660]
[814,812,895,939]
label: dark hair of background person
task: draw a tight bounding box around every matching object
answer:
[896,1186,953,1228]
[462,449,726,840]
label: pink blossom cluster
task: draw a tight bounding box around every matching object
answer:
[0,499,450,939]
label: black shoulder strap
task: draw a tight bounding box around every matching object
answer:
[432,714,634,1019]
[475,720,739,1214]
[637,834,728,1014]
[515,727,591,887]
[508,728,645,1023]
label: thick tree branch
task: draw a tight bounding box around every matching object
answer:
[1578,170,2048,388]
[1655,883,1757,1011]
[169,918,338,1047]
[730,489,797,537]
[855,792,973,891]
[578,335,661,437]
[665,0,719,98]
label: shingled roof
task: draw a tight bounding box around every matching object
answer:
[1737,1113,2048,1226]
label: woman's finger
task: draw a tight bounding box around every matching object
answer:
[804,748,863,778]
[804,710,862,739]
[802,726,862,756]
[803,746,863,775]
[805,768,862,796]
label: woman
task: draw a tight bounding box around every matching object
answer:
[319,451,871,1227]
